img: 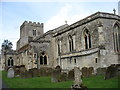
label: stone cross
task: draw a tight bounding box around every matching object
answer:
[113,8,116,15]
[65,20,67,24]
[7,68,14,78]
[74,67,82,85]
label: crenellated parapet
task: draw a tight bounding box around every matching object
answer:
[20,21,43,30]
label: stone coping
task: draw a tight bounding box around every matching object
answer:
[60,47,99,59]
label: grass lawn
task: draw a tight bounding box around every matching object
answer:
[2,71,119,88]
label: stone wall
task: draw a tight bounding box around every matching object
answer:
[53,12,120,70]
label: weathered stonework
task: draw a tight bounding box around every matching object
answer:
[1,12,120,71]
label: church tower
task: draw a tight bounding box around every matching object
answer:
[17,21,44,50]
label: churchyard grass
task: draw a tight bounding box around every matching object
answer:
[2,71,73,88]
[82,75,119,88]
[2,71,119,88]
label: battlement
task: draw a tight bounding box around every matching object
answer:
[20,21,44,30]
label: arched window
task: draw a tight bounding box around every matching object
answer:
[58,44,60,55]
[8,59,10,66]
[44,56,47,65]
[33,29,36,36]
[40,52,47,65]
[83,29,92,49]
[11,59,13,66]
[40,56,43,64]
[8,57,14,66]
[113,24,120,52]
[68,35,74,51]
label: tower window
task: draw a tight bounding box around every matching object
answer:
[33,29,36,36]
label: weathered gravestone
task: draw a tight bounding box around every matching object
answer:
[71,67,87,90]
[81,67,88,77]
[59,72,67,82]
[32,68,39,77]
[19,65,27,78]
[39,67,53,76]
[51,65,61,82]
[46,68,53,76]
[88,67,94,77]
[96,67,107,75]
[68,69,74,80]
[71,67,82,89]
[74,67,82,85]
[14,66,20,77]
[105,64,120,80]
[29,68,39,77]
[7,68,14,78]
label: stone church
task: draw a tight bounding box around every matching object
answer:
[1,12,120,71]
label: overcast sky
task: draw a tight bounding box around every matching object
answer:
[0,0,120,50]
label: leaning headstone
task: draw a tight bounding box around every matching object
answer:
[7,68,14,78]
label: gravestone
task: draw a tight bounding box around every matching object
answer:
[38,67,47,76]
[105,64,120,80]
[59,72,67,82]
[71,67,87,90]
[74,67,82,85]
[88,67,94,77]
[51,66,61,83]
[55,65,61,72]
[68,69,74,80]
[81,67,88,77]
[96,67,106,75]
[32,68,39,77]
[46,68,53,76]
[14,66,20,77]
[29,68,39,77]
[7,68,14,78]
